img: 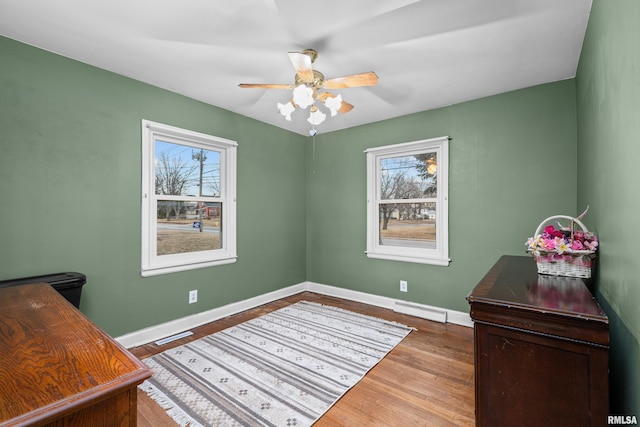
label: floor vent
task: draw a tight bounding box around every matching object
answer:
[394,301,447,323]
[154,330,193,346]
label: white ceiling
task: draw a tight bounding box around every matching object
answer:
[0,0,592,136]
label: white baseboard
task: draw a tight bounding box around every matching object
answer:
[115,281,472,348]
[115,282,306,348]
[445,307,475,328]
[305,281,473,328]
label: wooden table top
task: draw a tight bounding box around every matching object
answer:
[467,255,607,322]
[467,256,609,346]
[0,282,152,426]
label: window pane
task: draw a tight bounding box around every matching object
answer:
[156,200,222,255]
[378,202,436,248]
[366,136,448,265]
[155,140,221,197]
[380,153,437,199]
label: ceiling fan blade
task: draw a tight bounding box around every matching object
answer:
[339,100,354,113]
[323,71,379,89]
[288,51,314,83]
[238,83,293,89]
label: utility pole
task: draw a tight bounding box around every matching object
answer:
[192,149,206,232]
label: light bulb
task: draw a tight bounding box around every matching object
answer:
[307,106,326,125]
[292,85,314,109]
[277,101,295,121]
[324,94,343,116]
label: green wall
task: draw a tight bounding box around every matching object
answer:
[0,33,579,336]
[306,80,578,312]
[576,0,640,415]
[0,36,307,337]
[3,6,637,413]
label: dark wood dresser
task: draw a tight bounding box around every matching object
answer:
[0,282,152,426]
[467,255,609,427]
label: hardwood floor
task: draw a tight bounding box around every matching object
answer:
[129,292,475,426]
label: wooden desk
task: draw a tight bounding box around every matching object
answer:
[467,255,609,427]
[0,283,152,426]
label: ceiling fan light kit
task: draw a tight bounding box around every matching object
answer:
[276,101,295,121]
[292,84,315,109]
[239,49,378,134]
[307,105,326,126]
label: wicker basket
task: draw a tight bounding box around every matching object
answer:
[528,215,597,279]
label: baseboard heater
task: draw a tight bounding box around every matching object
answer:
[154,330,193,346]
[394,301,447,323]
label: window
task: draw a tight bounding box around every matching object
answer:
[141,120,237,276]
[365,136,449,265]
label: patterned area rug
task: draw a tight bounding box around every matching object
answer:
[139,300,414,427]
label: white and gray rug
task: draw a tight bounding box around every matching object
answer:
[139,300,414,427]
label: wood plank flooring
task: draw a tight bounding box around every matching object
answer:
[129,292,475,426]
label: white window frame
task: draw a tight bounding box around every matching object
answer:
[141,119,237,277]
[365,136,450,266]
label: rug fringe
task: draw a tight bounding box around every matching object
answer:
[139,380,202,427]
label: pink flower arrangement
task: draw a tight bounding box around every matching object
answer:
[526,223,599,256]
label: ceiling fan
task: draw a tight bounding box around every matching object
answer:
[239,49,378,128]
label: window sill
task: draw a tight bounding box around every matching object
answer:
[141,256,237,277]
[366,251,451,266]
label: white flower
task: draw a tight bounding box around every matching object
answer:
[556,240,572,254]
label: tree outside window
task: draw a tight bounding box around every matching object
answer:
[366,137,449,266]
[141,120,237,276]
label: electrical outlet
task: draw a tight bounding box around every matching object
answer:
[400,280,408,292]
[189,289,198,304]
